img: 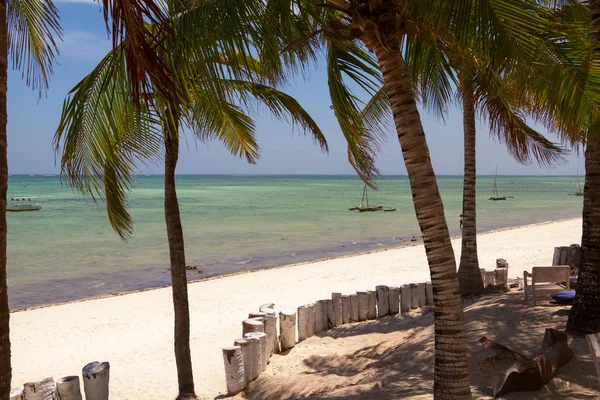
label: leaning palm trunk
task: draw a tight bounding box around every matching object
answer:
[368,42,471,399]
[567,139,600,333]
[163,110,195,396]
[0,2,10,397]
[457,75,484,295]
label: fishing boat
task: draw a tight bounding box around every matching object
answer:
[489,166,509,201]
[569,167,584,196]
[349,186,396,212]
[7,197,41,211]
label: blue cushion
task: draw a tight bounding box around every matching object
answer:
[551,290,576,305]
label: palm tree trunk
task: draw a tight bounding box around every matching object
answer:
[0,1,11,397]
[370,44,471,399]
[163,108,195,397]
[457,74,484,295]
[567,137,600,333]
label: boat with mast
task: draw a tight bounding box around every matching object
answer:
[489,166,508,201]
[569,167,584,196]
[349,185,396,212]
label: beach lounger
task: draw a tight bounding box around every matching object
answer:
[587,332,600,386]
[523,266,570,306]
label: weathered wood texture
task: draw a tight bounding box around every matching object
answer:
[425,282,434,306]
[24,378,55,400]
[349,294,359,322]
[586,332,600,382]
[279,307,297,351]
[233,338,253,383]
[222,346,246,395]
[400,285,411,313]
[332,293,343,327]
[56,376,82,400]
[367,291,377,320]
[552,244,581,270]
[410,284,419,309]
[245,332,267,373]
[376,285,390,317]
[341,295,350,324]
[9,388,22,400]
[478,329,572,397]
[388,287,400,314]
[82,362,110,400]
[357,291,369,321]
[313,300,324,333]
[418,283,426,308]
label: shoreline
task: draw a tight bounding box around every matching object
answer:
[12,215,580,314]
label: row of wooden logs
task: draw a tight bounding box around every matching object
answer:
[10,361,110,400]
[222,282,434,395]
[552,244,581,269]
[480,268,508,289]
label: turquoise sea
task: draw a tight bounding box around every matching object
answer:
[7,175,582,310]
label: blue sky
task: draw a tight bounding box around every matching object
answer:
[8,1,584,176]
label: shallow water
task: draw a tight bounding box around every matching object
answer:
[7,175,582,310]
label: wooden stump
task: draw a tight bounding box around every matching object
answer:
[262,310,278,356]
[495,268,508,287]
[400,285,411,313]
[244,336,261,380]
[388,287,400,315]
[82,362,110,400]
[425,281,434,306]
[222,346,246,395]
[259,302,276,313]
[376,285,390,317]
[297,305,311,341]
[242,318,264,336]
[313,300,324,333]
[409,284,419,309]
[332,293,343,327]
[24,378,56,400]
[341,295,350,324]
[357,291,369,321]
[418,283,426,308]
[325,299,335,329]
[478,329,573,398]
[496,258,508,269]
[367,291,377,320]
[279,307,297,351]
[319,299,329,331]
[233,338,254,383]
[349,294,359,322]
[306,303,315,337]
[245,332,267,373]
[552,247,562,266]
[56,376,82,400]
[9,388,23,400]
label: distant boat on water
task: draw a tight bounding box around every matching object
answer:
[489,166,512,201]
[7,197,41,211]
[349,185,396,212]
[569,168,584,196]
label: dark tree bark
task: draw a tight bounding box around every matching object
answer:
[164,109,195,397]
[458,73,484,295]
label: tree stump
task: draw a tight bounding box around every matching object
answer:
[262,310,278,356]
[376,285,390,317]
[242,319,264,336]
[325,299,335,329]
[341,295,350,324]
[245,332,267,373]
[331,293,343,327]
[9,388,23,400]
[313,300,324,333]
[305,303,315,337]
[243,336,261,380]
[297,305,311,341]
[478,329,573,397]
[357,291,369,321]
[279,307,297,350]
[233,338,253,383]
[418,283,426,308]
[400,285,411,313]
[319,299,329,331]
[425,281,434,306]
[56,376,82,400]
[82,362,110,400]
[409,284,419,309]
[388,287,400,314]
[349,294,359,322]
[222,346,246,395]
[24,378,56,400]
[367,291,377,320]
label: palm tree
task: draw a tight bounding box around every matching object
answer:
[54,5,326,396]
[0,0,61,395]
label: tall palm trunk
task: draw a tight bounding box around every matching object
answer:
[370,43,471,399]
[457,74,484,295]
[567,138,600,333]
[164,108,195,397]
[0,1,11,397]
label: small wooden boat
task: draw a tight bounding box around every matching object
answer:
[7,197,41,211]
[489,166,509,201]
[349,186,396,212]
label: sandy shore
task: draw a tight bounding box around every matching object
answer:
[10,218,582,399]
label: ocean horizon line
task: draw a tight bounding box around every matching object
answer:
[7,173,585,178]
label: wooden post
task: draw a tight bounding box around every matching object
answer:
[552,247,561,266]
[485,271,496,286]
[319,299,329,331]
[480,268,487,287]
[245,332,267,373]
[410,284,419,309]
[249,311,266,320]
[425,281,434,306]
[357,291,369,321]
[244,336,261,380]
[341,295,350,324]
[56,376,82,400]
[24,378,56,400]
[349,294,359,322]
[233,338,253,383]
[332,293,343,327]
[559,246,569,265]
[418,283,426,308]
[367,291,377,320]
[82,362,110,400]
[376,285,390,317]
[222,346,246,395]
[9,388,22,400]
[306,303,315,338]
[262,310,278,357]
[400,285,411,313]
[495,268,508,287]
[259,302,275,313]
[496,258,508,269]
[297,305,311,342]
[325,299,335,329]
[313,300,324,333]
[242,319,264,336]
[388,287,400,314]
[279,307,296,351]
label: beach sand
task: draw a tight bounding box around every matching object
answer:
[10,218,583,399]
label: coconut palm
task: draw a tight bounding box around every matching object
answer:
[0,0,61,395]
[54,5,327,397]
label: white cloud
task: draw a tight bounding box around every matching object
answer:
[60,31,111,61]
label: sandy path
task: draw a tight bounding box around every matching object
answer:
[10,218,582,399]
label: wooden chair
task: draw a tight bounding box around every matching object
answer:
[587,333,600,387]
[523,266,570,306]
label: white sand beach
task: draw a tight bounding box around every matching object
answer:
[10,218,582,399]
